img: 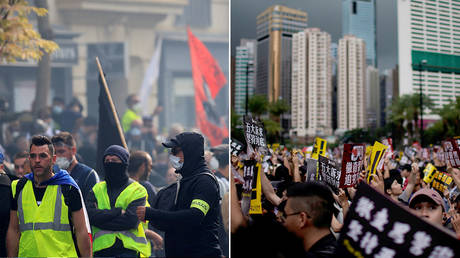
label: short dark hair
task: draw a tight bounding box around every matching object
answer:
[128,150,149,176]
[126,94,138,106]
[51,132,76,148]
[384,172,403,194]
[30,135,54,156]
[286,181,335,229]
[13,151,29,161]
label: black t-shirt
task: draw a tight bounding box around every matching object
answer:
[11,181,82,212]
[306,233,337,258]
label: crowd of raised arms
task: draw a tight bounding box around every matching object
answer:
[231,139,460,257]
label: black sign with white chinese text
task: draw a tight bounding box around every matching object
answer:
[340,143,365,188]
[243,116,266,150]
[318,155,340,193]
[230,138,244,156]
[336,183,459,257]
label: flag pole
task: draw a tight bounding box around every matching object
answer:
[95,57,128,149]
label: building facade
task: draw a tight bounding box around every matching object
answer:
[342,0,377,66]
[233,39,256,116]
[291,28,332,137]
[366,66,379,128]
[337,35,367,131]
[255,5,307,105]
[398,0,460,117]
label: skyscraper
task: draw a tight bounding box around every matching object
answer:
[338,35,367,131]
[398,0,460,116]
[255,5,308,105]
[291,28,332,137]
[342,0,377,66]
[234,39,256,116]
[366,66,379,128]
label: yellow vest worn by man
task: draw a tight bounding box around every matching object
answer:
[92,181,151,257]
[12,180,78,257]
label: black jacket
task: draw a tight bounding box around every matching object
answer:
[146,132,222,257]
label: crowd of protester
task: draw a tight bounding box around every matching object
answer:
[231,140,460,257]
[0,94,229,257]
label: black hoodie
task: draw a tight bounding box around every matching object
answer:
[146,132,222,257]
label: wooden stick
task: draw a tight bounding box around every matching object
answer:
[95,57,128,150]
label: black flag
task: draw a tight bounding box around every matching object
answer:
[96,59,127,179]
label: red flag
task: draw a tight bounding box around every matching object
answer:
[187,27,228,146]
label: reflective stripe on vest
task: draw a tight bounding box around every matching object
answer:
[94,230,148,244]
[17,185,71,232]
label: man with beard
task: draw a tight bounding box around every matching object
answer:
[86,145,150,257]
[136,132,223,257]
[128,150,164,253]
[51,132,99,201]
[6,135,92,257]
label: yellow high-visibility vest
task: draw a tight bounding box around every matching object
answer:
[12,180,78,257]
[92,181,151,257]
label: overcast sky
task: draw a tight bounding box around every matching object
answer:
[231,0,398,71]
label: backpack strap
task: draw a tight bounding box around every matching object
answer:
[14,177,28,199]
[197,172,221,201]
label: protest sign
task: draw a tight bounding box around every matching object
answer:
[404,147,417,161]
[441,139,460,168]
[311,137,327,160]
[366,141,388,183]
[242,159,262,215]
[243,116,267,150]
[336,182,459,258]
[423,163,437,184]
[431,171,453,193]
[378,139,394,171]
[340,143,365,188]
[305,158,318,182]
[230,138,244,156]
[318,155,340,192]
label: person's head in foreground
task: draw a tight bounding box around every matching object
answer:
[409,188,446,226]
[283,181,336,253]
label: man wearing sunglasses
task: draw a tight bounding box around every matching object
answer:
[282,181,337,257]
[136,132,223,257]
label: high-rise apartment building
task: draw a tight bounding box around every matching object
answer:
[366,66,379,128]
[255,5,308,105]
[234,39,256,116]
[342,0,377,66]
[291,28,332,137]
[337,35,367,131]
[398,0,460,116]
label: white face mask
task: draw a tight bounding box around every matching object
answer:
[56,157,72,170]
[169,154,183,170]
[209,156,219,170]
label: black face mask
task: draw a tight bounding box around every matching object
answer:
[104,162,129,188]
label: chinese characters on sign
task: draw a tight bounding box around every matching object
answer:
[318,155,340,192]
[243,116,267,150]
[242,159,262,215]
[230,138,244,156]
[336,183,458,258]
[442,139,460,168]
[340,143,365,188]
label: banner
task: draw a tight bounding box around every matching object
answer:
[441,139,460,168]
[341,143,365,188]
[230,138,244,156]
[378,139,393,171]
[404,147,417,161]
[311,137,327,160]
[318,155,340,192]
[366,141,388,183]
[336,182,459,258]
[187,27,228,146]
[241,160,262,215]
[243,116,266,150]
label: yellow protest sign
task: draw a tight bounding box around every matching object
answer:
[423,163,437,184]
[366,141,388,183]
[249,162,262,214]
[431,171,453,193]
[311,137,327,160]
